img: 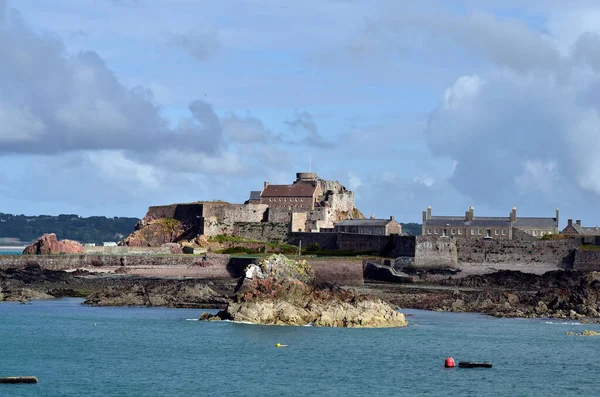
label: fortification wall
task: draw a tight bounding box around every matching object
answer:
[329,191,355,212]
[144,204,180,221]
[414,236,458,269]
[456,238,578,268]
[291,212,307,232]
[203,204,268,236]
[267,208,293,223]
[233,222,289,243]
[288,233,338,250]
[287,233,415,257]
[573,249,600,271]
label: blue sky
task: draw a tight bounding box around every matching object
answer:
[2,0,600,228]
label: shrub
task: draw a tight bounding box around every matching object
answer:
[259,254,315,284]
[305,243,321,252]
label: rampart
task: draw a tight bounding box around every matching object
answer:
[455,238,578,268]
[287,233,415,257]
[233,222,289,243]
[414,236,458,269]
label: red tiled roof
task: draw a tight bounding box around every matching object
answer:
[261,184,316,198]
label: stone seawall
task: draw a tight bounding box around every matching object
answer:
[0,254,248,277]
[414,236,458,269]
[574,249,600,271]
[456,238,578,268]
[84,246,175,255]
[0,254,364,285]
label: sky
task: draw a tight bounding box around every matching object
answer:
[1,0,600,227]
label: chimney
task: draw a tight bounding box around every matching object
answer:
[510,207,517,222]
[422,211,427,222]
[556,208,559,226]
[264,181,269,189]
[576,220,581,226]
[568,219,572,226]
[466,206,474,222]
[390,216,395,221]
[427,205,431,220]
[370,214,375,219]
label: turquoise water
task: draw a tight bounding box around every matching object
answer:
[1,299,599,396]
[0,250,21,255]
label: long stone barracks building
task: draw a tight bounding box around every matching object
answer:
[561,219,600,236]
[421,206,559,240]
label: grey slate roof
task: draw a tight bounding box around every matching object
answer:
[572,224,600,235]
[336,219,392,227]
[249,191,261,201]
[512,217,557,228]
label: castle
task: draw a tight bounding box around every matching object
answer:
[121,172,365,245]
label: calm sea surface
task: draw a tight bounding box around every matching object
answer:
[0,299,599,397]
[0,249,22,255]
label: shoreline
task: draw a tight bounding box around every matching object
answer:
[1,258,599,320]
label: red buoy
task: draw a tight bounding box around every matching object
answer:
[445,357,455,368]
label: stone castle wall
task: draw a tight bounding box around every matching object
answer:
[414,236,458,269]
[267,207,293,223]
[287,232,416,257]
[202,204,268,236]
[233,222,289,243]
[455,238,578,268]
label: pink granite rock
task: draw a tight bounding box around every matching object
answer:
[23,233,84,255]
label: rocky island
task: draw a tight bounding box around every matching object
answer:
[202,254,408,328]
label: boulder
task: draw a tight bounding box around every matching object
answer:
[580,330,600,336]
[23,233,84,255]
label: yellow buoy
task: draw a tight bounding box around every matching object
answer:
[276,343,281,347]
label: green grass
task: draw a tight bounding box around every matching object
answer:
[580,245,600,251]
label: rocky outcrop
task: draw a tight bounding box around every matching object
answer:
[83,280,227,308]
[372,269,600,319]
[203,255,407,328]
[23,233,84,255]
[119,219,185,247]
[1,288,54,302]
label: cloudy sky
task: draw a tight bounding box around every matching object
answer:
[1,0,600,226]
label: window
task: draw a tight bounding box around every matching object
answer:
[485,229,491,238]
[434,229,438,234]
[478,229,482,235]
[470,229,474,235]
[442,229,448,237]
[427,228,432,235]
[269,198,272,202]
[458,229,462,235]
[495,230,499,235]
[502,230,506,235]
[451,229,456,235]
[533,231,537,236]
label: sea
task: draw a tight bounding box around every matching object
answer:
[1,299,599,396]
[0,247,23,255]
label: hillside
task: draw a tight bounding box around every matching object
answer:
[0,213,139,244]
[401,223,422,236]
